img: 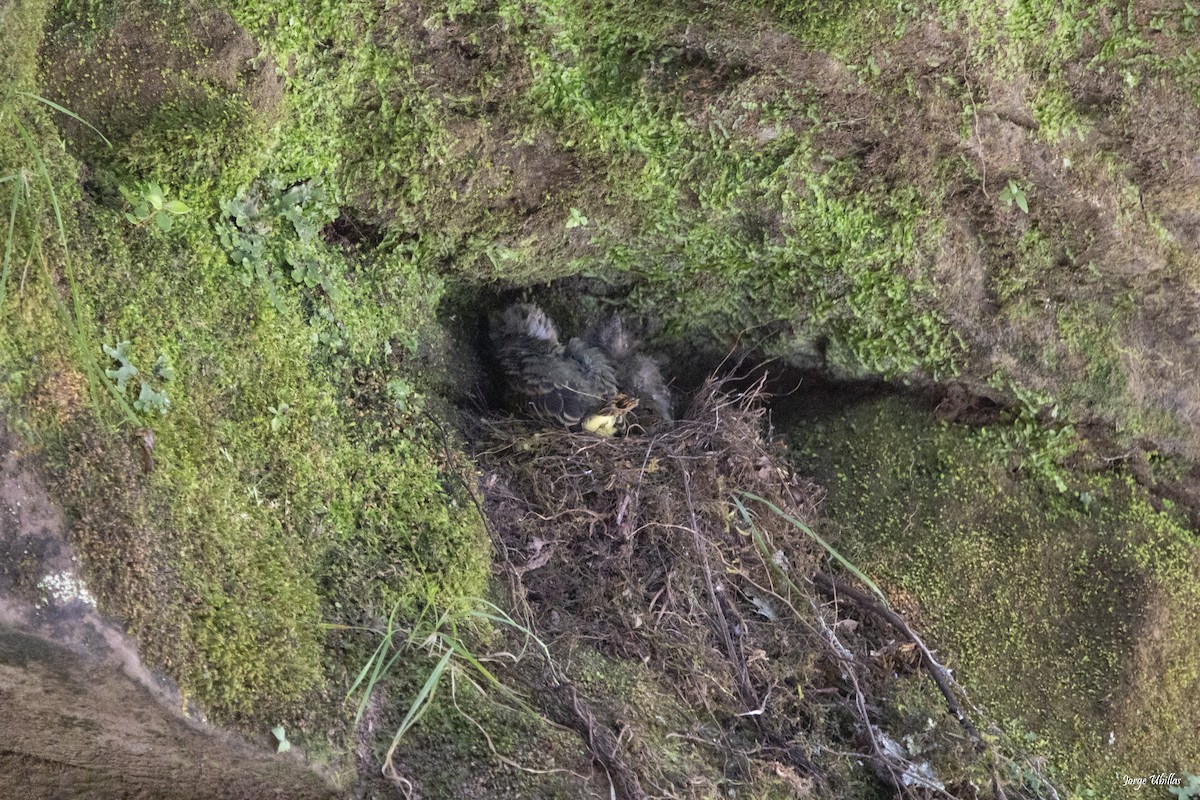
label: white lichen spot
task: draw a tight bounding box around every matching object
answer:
[36,571,97,608]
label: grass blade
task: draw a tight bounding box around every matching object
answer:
[1,182,19,312]
[466,606,552,661]
[348,634,392,725]
[348,603,408,724]
[14,117,139,425]
[736,490,890,608]
[17,91,113,147]
[390,648,453,747]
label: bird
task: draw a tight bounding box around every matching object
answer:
[587,312,674,425]
[492,303,629,434]
[582,393,640,437]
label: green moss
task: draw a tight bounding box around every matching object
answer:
[946,0,1110,77]
[8,0,1200,790]
[1032,80,1089,143]
[751,0,908,55]
[0,0,52,103]
[1054,298,1131,414]
[380,662,587,798]
[209,0,1200,456]
[568,648,831,797]
[788,396,1200,796]
[492,0,962,377]
[230,0,966,379]
[46,0,123,47]
[0,0,490,728]
[119,91,269,202]
[18,176,489,720]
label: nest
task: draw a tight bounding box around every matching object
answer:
[473,374,1035,799]
[475,376,831,787]
[481,375,821,630]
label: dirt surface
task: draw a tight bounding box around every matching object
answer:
[44,2,284,151]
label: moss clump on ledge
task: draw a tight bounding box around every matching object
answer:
[789,395,1200,796]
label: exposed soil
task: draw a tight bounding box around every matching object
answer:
[44,1,284,152]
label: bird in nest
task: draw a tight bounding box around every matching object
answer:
[586,311,673,426]
[492,303,639,436]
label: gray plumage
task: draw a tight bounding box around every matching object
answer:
[587,312,673,424]
[492,304,617,429]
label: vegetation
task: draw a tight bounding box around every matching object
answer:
[3,0,1200,795]
[789,396,1200,795]
[3,0,488,732]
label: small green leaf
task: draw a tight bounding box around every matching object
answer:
[1015,192,1029,214]
[148,183,165,209]
[106,363,138,392]
[103,342,140,391]
[133,202,150,219]
[103,341,132,364]
[133,382,169,415]
[387,379,412,411]
[269,403,289,431]
[565,208,588,229]
[153,354,176,382]
[271,725,291,753]
[154,211,173,232]
[124,212,141,225]
[164,199,191,214]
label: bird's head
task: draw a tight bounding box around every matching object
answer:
[500,303,559,344]
[588,312,632,360]
[581,393,640,437]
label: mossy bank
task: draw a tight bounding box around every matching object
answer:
[4,0,1200,795]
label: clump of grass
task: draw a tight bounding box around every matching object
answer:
[2,89,138,425]
[344,596,550,780]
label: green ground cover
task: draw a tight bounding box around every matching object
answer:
[4,0,1200,793]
